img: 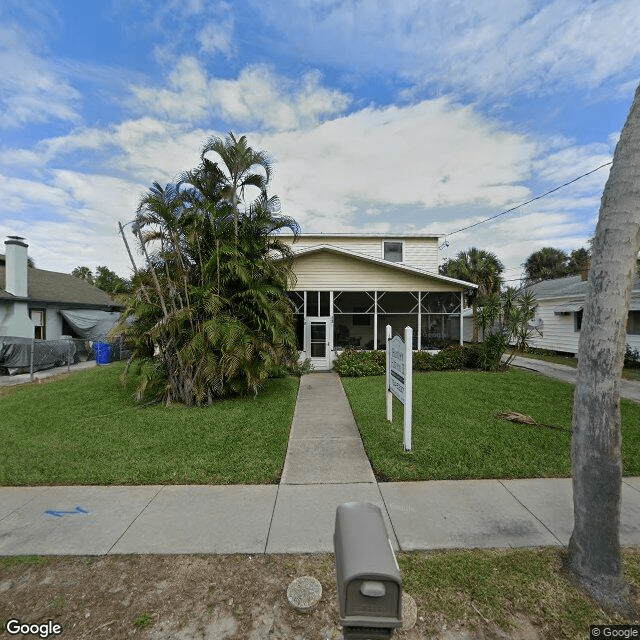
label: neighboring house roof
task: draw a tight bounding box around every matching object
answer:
[288,244,478,289]
[0,262,120,310]
[523,274,640,309]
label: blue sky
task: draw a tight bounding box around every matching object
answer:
[1,0,639,283]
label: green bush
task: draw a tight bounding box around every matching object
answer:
[335,345,485,376]
[333,349,386,376]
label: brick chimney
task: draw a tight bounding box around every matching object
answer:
[4,235,29,297]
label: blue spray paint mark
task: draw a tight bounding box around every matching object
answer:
[44,506,89,518]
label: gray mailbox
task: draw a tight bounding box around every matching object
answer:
[334,502,402,639]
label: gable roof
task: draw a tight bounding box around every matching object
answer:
[0,262,120,310]
[288,244,478,289]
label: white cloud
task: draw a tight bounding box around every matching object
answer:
[265,98,535,231]
[0,25,80,128]
[254,0,640,98]
[132,58,350,130]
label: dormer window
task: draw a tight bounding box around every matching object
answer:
[383,241,403,263]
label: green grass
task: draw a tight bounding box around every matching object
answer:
[400,547,640,637]
[0,362,299,486]
[342,370,640,480]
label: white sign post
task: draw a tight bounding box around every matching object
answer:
[386,325,413,452]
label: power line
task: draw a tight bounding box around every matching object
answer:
[444,161,613,239]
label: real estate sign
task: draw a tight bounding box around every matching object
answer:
[385,325,413,452]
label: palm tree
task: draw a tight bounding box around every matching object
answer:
[440,247,504,342]
[565,83,640,617]
[111,136,299,406]
[522,247,569,284]
[200,132,272,239]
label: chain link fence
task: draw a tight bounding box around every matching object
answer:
[0,336,130,381]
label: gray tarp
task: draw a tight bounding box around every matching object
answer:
[60,310,121,341]
[0,336,76,375]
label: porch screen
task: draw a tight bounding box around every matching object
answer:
[333,291,374,349]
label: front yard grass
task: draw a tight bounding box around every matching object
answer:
[0,362,299,486]
[341,369,640,481]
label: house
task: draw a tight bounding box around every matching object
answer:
[0,235,122,342]
[280,234,477,369]
[517,274,640,356]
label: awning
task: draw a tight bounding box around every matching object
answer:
[553,302,583,314]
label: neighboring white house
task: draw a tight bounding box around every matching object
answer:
[280,233,477,369]
[0,236,122,342]
[505,274,640,356]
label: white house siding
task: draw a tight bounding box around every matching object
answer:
[282,235,440,271]
[291,251,459,292]
[527,300,581,354]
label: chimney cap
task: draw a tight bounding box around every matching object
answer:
[5,235,27,247]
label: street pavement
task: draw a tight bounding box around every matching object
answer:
[1,370,640,556]
[509,354,640,403]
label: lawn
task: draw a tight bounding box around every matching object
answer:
[0,363,299,486]
[341,369,640,481]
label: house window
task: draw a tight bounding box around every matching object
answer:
[30,308,46,339]
[306,291,330,317]
[574,309,583,332]
[628,311,640,335]
[383,241,403,263]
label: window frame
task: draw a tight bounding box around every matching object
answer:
[382,240,404,263]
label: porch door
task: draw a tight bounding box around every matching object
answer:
[307,317,332,370]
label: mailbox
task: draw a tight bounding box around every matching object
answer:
[334,502,403,639]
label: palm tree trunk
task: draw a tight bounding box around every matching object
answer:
[564,83,640,617]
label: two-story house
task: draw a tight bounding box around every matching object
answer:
[280,234,477,369]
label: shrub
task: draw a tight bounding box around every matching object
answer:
[625,345,640,370]
[335,345,485,376]
[333,349,385,377]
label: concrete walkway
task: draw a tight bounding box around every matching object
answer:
[510,355,640,403]
[2,372,640,556]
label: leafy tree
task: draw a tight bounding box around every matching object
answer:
[568,247,591,275]
[110,133,300,406]
[522,247,570,283]
[440,247,504,342]
[72,265,131,294]
[564,84,640,617]
[94,266,131,294]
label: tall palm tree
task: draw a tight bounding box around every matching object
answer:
[440,247,504,342]
[200,132,272,239]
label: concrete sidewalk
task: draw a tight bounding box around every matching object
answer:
[510,354,640,403]
[0,359,98,387]
[2,372,640,556]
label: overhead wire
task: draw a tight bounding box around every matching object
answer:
[442,161,613,241]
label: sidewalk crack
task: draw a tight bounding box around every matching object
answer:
[106,485,165,554]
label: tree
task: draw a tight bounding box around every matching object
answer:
[72,265,131,294]
[568,247,591,276]
[110,133,300,406]
[94,266,131,294]
[200,132,271,239]
[522,247,570,284]
[71,266,94,285]
[564,84,640,617]
[440,247,504,342]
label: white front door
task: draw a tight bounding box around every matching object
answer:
[306,317,332,370]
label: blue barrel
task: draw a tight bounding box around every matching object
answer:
[95,342,111,365]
